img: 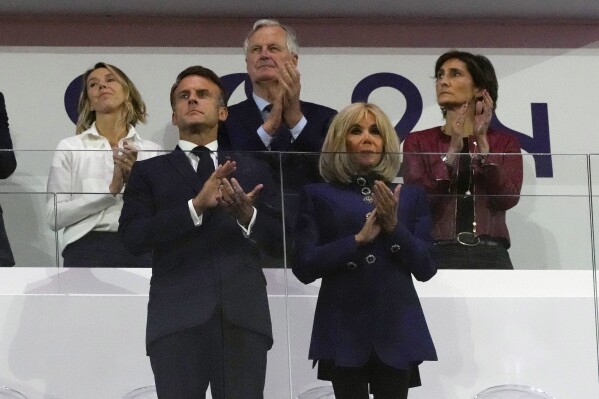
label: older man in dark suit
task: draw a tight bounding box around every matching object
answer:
[224,18,336,154]
[119,66,281,399]
[222,19,337,267]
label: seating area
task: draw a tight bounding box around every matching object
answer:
[473,384,557,399]
[122,385,158,399]
[0,387,27,399]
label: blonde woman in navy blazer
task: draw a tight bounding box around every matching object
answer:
[293,103,437,399]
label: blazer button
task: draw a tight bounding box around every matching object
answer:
[347,261,358,270]
[390,244,401,253]
[365,254,376,264]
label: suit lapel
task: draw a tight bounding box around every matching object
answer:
[167,146,203,193]
[239,99,270,151]
[242,97,265,131]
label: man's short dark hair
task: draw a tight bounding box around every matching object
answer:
[170,65,228,109]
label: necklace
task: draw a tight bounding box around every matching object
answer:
[455,137,478,241]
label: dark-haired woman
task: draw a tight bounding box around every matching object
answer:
[403,50,522,269]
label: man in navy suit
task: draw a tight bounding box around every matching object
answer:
[119,66,281,399]
[224,18,336,154]
[222,19,337,266]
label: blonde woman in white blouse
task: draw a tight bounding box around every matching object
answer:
[46,62,161,267]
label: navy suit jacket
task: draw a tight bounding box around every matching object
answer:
[222,97,337,153]
[293,182,437,370]
[119,145,282,349]
[222,97,337,245]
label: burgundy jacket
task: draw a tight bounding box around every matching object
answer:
[403,127,522,246]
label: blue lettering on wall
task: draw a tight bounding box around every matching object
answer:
[490,104,553,177]
[220,73,253,102]
[351,72,423,142]
[351,72,553,178]
[64,75,83,125]
[63,71,553,177]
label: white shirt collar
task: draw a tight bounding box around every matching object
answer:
[178,139,218,153]
[252,93,270,112]
[79,122,141,147]
[81,122,141,144]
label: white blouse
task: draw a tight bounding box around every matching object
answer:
[46,123,162,248]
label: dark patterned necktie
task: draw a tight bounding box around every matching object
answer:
[191,146,215,183]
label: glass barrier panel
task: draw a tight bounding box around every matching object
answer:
[0,192,57,267]
[0,150,57,267]
[496,153,590,270]
[512,153,592,270]
[4,148,597,398]
[589,154,599,272]
[589,153,599,385]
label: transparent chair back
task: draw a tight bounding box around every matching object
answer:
[122,385,157,399]
[0,387,27,399]
[297,385,374,399]
[297,386,336,399]
[474,384,557,399]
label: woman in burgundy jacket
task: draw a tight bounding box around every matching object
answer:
[403,50,522,269]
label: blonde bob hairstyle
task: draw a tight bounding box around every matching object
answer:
[76,62,147,134]
[319,102,401,184]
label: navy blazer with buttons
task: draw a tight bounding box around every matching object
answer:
[292,181,437,370]
[119,145,282,349]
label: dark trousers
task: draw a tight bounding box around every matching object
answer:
[432,241,513,269]
[62,231,152,268]
[147,308,269,399]
[328,354,412,399]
